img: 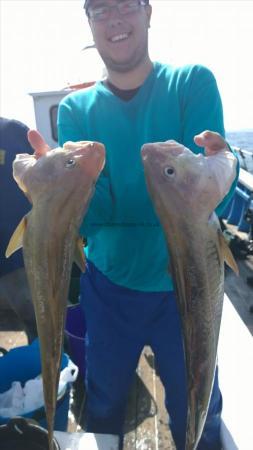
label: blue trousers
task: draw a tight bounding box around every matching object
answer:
[80,260,222,450]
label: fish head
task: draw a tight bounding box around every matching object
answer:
[13,141,105,203]
[141,140,237,223]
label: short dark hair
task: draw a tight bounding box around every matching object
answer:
[84,0,149,13]
[83,0,91,10]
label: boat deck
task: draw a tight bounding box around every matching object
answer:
[223,225,253,335]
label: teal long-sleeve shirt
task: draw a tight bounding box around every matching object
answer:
[58,62,238,292]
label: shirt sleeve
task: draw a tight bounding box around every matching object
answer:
[180,65,239,215]
[57,97,113,237]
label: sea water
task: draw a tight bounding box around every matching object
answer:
[226,130,253,174]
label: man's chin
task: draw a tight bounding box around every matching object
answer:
[101,50,148,74]
[103,57,139,73]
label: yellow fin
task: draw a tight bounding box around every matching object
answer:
[5,215,28,258]
[218,230,239,275]
[74,237,86,273]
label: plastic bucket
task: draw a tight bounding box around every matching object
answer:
[65,304,86,378]
[0,417,60,450]
[0,339,70,431]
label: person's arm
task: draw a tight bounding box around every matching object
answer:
[180,65,239,215]
[1,118,34,154]
[57,97,113,237]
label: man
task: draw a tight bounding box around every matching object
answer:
[0,117,37,343]
[56,1,238,448]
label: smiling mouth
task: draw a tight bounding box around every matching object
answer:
[110,33,130,43]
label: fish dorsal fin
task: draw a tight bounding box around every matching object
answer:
[74,237,86,273]
[218,230,239,275]
[5,215,28,258]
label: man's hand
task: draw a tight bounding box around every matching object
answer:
[27,130,50,159]
[194,130,229,156]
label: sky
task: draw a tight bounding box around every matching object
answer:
[1,0,253,131]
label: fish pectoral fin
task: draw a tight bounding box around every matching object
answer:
[5,215,28,258]
[74,237,86,273]
[219,230,239,275]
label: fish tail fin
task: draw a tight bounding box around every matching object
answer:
[46,405,56,450]
[48,430,55,450]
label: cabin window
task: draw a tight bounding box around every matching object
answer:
[50,105,59,143]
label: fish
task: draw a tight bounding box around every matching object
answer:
[5,139,105,450]
[141,140,238,450]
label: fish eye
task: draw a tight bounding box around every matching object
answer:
[65,159,76,168]
[164,166,175,177]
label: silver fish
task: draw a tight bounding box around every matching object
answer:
[6,140,105,450]
[141,140,238,449]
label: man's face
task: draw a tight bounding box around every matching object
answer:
[87,0,152,73]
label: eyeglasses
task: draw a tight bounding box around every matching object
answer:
[86,0,148,23]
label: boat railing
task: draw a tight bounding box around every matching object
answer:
[221,147,253,236]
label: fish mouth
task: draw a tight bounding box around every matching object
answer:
[62,141,105,179]
[75,142,105,177]
[141,141,192,182]
[142,141,185,160]
[142,143,163,161]
[88,142,106,173]
[141,143,169,173]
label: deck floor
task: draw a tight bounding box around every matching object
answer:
[0,249,252,449]
[223,223,253,335]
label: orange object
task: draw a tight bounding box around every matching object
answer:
[64,81,96,91]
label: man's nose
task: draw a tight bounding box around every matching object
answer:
[108,17,124,27]
[108,4,125,23]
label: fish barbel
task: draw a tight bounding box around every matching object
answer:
[141,140,238,450]
[6,140,105,450]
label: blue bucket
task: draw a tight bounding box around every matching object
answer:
[0,339,70,431]
[65,304,86,378]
